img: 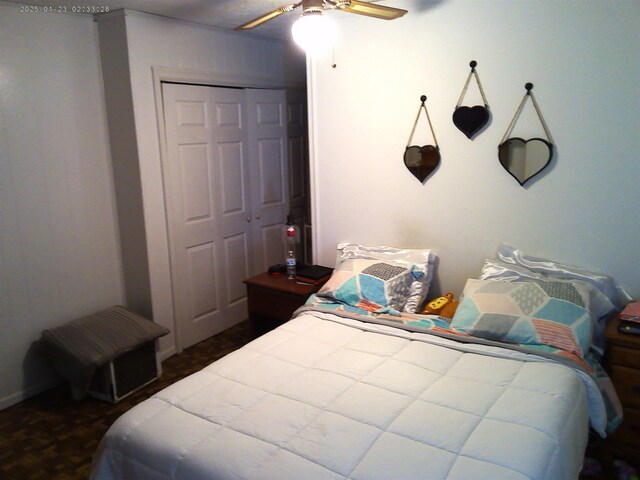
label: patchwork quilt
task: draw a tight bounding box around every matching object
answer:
[90,304,616,480]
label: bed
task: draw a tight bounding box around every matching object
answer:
[90,244,625,480]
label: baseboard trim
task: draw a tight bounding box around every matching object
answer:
[0,377,62,411]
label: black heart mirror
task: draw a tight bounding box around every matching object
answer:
[453,106,490,139]
[404,145,441,182]
[453,61,491,140]
[498,137,553,186]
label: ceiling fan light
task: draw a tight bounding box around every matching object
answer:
[291,12,336,53]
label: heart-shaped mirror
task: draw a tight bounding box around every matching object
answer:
[498,137,553,186]
[453,106,490,139]
[404,145,441,182]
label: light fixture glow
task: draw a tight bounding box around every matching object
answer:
[291,12,336,53]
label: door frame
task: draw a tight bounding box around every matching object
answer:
[152,66,305,353]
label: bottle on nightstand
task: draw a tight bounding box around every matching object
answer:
[286,249,296,279]
[283,215,299,280]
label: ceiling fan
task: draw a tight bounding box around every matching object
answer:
[235,0,407,31]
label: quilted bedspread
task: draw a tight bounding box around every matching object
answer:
[90,308,606,480]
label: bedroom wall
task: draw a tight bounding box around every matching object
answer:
[0,3,304,409]
[308,0,640,299]
[0,2,125,409]
[96,10,306,358]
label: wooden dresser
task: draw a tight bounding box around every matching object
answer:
[603,315,640,462]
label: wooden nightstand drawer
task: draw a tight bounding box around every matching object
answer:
[248,287,304,322]
[610,364,640,409]
[607,406,640,450]
[244,272,329,335]
[603,314,640,463]
[609,345,640,369]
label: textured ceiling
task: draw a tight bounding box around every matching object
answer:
[6,0,302,38]
[7,1,439,39]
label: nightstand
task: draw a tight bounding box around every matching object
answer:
[244,272,327,335]
[603,315,640,463]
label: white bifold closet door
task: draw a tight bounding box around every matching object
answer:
[162,83,290,350]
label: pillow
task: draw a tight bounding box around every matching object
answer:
[318,259,417,313]
[487,245,623,358]
[480,258,616,321]
[335,243,436,313]
[450,278,596,358]
[496,243,631,309]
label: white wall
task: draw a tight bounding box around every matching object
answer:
[0,2,125,408]
[0,3,304,408]
[96,10,306,357]
[309,0,640,299]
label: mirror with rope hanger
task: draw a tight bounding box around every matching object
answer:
[404,95,440,183]
[498,83,554,187]
[453,60,491,140]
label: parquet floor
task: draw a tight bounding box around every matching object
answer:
[0,320,256,480]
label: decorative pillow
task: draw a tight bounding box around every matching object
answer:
[335,243,436,313]
[480,258,616,321]
[481,252,619,357]
[496,243,631,309]
[318,259,417,313]
[450,278,595,358]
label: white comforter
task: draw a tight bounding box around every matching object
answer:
[91,310,596,480]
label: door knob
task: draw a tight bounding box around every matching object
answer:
[246,216,251,222]
[255,214,261,220]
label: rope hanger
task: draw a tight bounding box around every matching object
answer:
[455,60,489,108]
[407,95,439,147]
[500,83,553,144]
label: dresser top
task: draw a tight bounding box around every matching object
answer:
[605,314,640,349]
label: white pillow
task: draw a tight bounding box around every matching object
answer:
[336,243,436,313]
[480,258,615,321]
[318,259,416,312]
[484,245,626,357]
[496,243,631,309]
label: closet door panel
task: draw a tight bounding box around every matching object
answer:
[163,84,295,350]
[257,138,286,205]
[259,223,286,273]
[247,89,289,272]
[218,142,246,215]
[286,90,309,263]
[163,83,251,350]
[223,233,250,305]
[186,242,219,318]
[210,87,252,317]
[288,136,305,203]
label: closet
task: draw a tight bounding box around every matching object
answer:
[162,83,307,349]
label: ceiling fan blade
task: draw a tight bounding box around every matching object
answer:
[235,3,300,30]
[338,0,407,20]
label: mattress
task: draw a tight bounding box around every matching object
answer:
[90,308,605,480]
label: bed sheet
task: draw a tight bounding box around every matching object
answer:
[91,309,596,480]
